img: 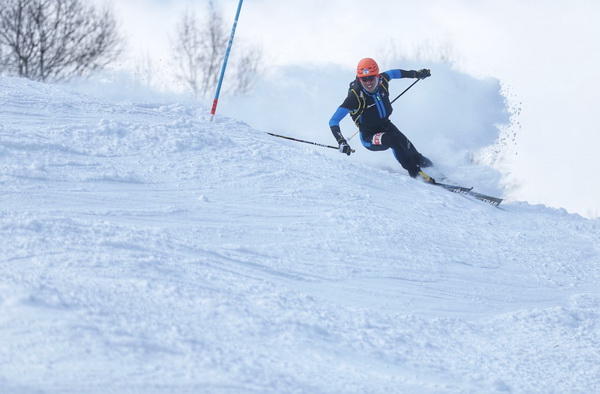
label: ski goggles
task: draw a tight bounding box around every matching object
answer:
[359,75,376,82]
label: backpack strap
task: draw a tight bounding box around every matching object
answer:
[379,74,390,93]
[348,80,366,126]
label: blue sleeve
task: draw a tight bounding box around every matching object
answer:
[383,69,416,79]
[384,69,402,79]
[329,107,350,127]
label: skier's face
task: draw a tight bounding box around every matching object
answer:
[360,75,379,93]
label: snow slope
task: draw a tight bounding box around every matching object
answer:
[1,76,599,393]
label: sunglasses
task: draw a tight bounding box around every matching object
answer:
[359,75,376,82]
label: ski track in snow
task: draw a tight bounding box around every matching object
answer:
[1,77,600,393]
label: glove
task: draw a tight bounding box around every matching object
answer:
[338,139,352,156]
[415,69,431,79]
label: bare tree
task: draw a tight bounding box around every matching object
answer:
[0,0,122,82]
[172,1,261,98]
[133,49,156,86]
[231,44,262,94]
[380,38,459,65]
[172,9,221,97]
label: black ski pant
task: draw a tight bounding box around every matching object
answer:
[359,121,424,177]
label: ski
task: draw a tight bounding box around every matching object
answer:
[468,190,503,206]
[433,182,503,206]
[435,182,472,195]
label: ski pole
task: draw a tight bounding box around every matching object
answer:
[391,78,420,105]
[347,129,359,141]
[348,78,421,141]
[266,132,355,153]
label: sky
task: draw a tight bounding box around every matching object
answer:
[93,0,600,218]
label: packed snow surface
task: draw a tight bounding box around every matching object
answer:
[1,77,599,393]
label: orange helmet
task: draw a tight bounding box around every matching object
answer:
[356,58,379,78]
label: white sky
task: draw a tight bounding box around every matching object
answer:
[96,0,600,218]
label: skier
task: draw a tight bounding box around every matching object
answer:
[329,57,435,183]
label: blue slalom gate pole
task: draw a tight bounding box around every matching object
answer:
[210,0,244,121]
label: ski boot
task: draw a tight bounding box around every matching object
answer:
[417,170,436,184]
[419,155,433,168]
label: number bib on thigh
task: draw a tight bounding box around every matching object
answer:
[372,132,385,145]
